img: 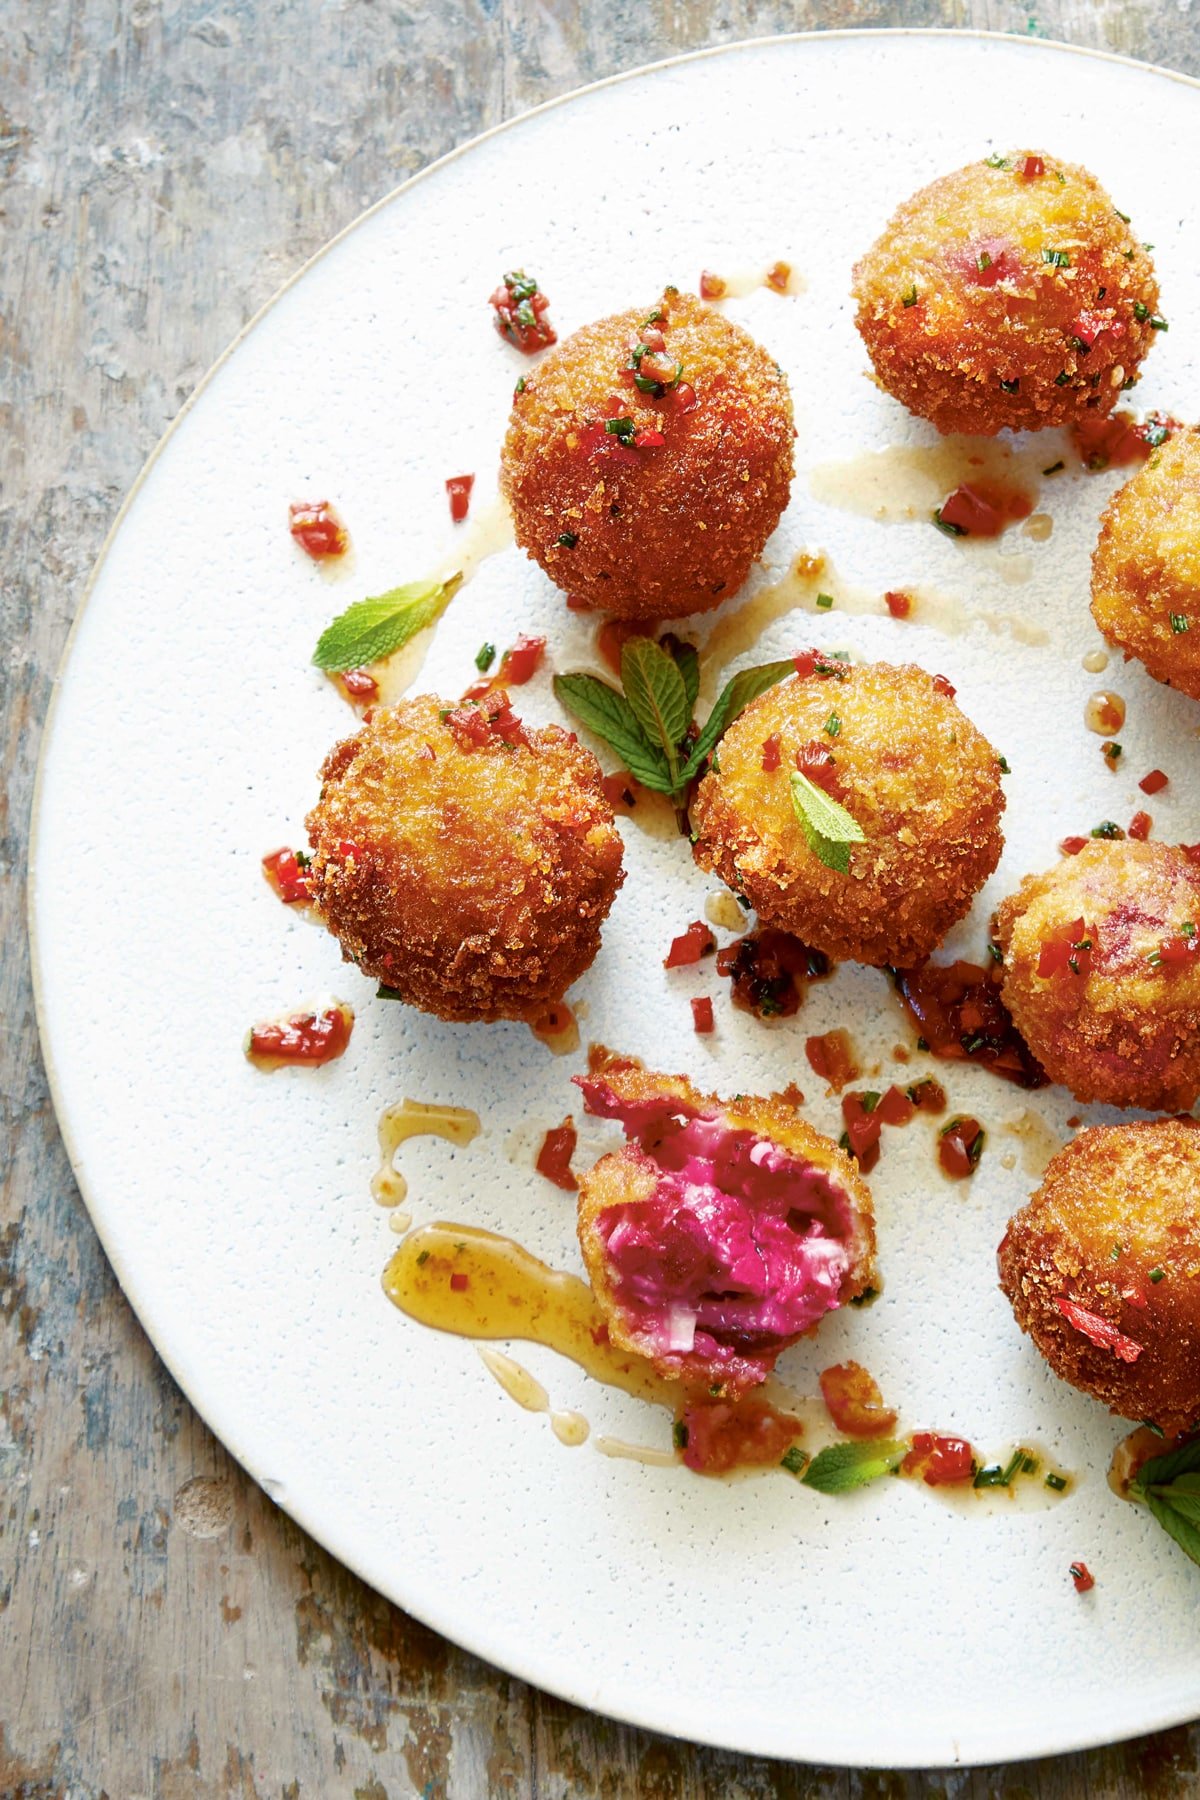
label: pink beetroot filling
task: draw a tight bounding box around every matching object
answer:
[578,1078,856,1381]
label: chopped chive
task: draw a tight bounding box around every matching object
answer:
[999,755,1011,773]
[780,1445,808,1475]
[1045,1471,1068,1491]
[1091,820,1122,839]
[1042,248,1071,268]
[1115,208,1131,223]
[1133,301,1149,321]
[1150,1267,1166,1283]
[824,712,841,737]
[474,642,496,672]
[985,154,1009,169]
[816,592,834,610]
[932,507,965,537]
[1151,315,1169,331]
[1170,614,1190,634]
[1055,371,1071,387]
[416,1249,430,1265]
[999,378,1020,393]
[1042,460,1065,475]
[901,283,918,308]
[672,1419,689,1450]
[556,531,578,548]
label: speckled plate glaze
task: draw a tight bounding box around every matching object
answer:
[31,31,1200,1768]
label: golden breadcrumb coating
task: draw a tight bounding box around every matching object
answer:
[852,150,1159,435]
[996,841,1200,1111]
[1091,427,1200,700]
[500,288,794,619]
[690,660,1005,967]
[999,1119,1200,1435]
[576,1065,878,1391]
[305,693,624,1022]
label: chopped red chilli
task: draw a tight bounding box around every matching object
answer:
[765,260,792,293]
[699,270,727,299]
[449,1272,470,1292]
[445,688,529,751]
[461,635,546,703]
[340,667,379,699]
[1060,835,1088,857]
[664,920,716,969]
[245,1004,353,1067]
[932,673,956,698]
[933,484,1032,539]
[1054,1295,1143,1362]
[535,1119,578,1191]
[841,1092,882,1173]
[1128,810,1152,842]
[903,1433,976,1486]
[761,734,782,772]
[804,1029,859,1093]
[446,474,475,522]
[717,927,831,1019]
[938,1116,985,1178]
[289,500,348,559]
[690,996,715,1034]
[884,589,912,619]
[1070,1562,1096,1593]
[793,740,844,798]
[1022,154,1045,179]
[1140,768,1169,794]
[490,270,556,353]
[262,847,312,905]
[1037,918,1095,979]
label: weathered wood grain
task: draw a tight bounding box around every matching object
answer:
[3,2,1200,1795]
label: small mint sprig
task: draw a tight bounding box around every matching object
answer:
[801,1438,908,1494]
[1130,1435,1200,1569]
[312,572,464,673]
[789,770,866,875]
[553,636,793,825]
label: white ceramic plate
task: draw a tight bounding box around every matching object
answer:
[32,31,1200,1768]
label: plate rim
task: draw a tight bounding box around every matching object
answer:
[28,27,1200,1769]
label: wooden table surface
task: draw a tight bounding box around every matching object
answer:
[4,3,1200,1794]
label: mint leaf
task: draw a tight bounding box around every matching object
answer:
[661,634,700,717]
[680,658,794,783]
[552,672,673,793]
[789,770,866,875]
[1143,1491,1200,1567]
[1134,1436,1200,1489]
[313,573,463,672]
[621,637,691,786]
[802,1439,907,1495]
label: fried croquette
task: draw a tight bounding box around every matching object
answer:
[499,288,794,619]
[852,151,1160,436]
[305,690,624,1023]
[574,1064,877,1395]
[689,658,1005,967]
[1091,427,1200,700]
[998,1120,1200,1435]
[995,840,1200,1111]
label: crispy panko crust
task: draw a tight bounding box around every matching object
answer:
[1091,428,1200,701]
[576,1066,878,1388]
[998,1120,1200,1434]
[499,288,794,619]
[305,693,624,1022]
[996,841,1200,1111]
[689,661,1005,967]
[852,150,1159,435]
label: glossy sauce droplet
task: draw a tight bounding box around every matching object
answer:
[551,1411,590,1447]
[595,1437,679,1467]
[372,1100,481,1206]
[1085,691,1126,736]
[529,1002,580,1056]
[478,1347,549,1413]
[1082,649,1110,674]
